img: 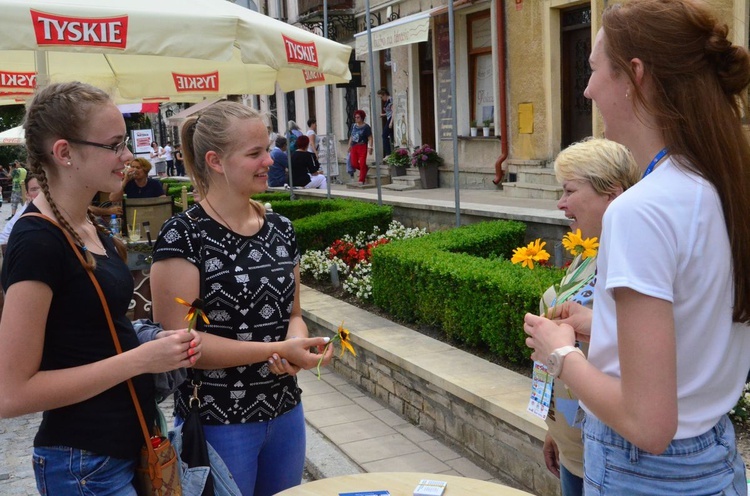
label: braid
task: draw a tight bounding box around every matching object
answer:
[37,168,96,270]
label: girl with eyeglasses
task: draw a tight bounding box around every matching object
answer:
[0,81,202,495]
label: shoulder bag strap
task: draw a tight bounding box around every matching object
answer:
[20,213,160,476]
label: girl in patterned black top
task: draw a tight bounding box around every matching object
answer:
[151,101,333,496]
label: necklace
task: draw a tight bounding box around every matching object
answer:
[203,197,234,232]
[58,204,108,257]
[202,198,262,234]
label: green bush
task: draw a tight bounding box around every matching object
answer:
[372,221,563,363]
[251,197,392,253]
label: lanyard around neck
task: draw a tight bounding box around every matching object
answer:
[642,147,668,179]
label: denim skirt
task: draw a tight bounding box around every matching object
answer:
[582,414,747,495]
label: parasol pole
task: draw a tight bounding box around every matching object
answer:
[449,0,461,227]
[364,0,382,206]
[324,0,332,199]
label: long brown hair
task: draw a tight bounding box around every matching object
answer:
[23,81,127,269]
[602,0,750,323]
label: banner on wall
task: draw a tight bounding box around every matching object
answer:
[394,92,408,148]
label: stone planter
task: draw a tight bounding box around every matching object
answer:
[389,165,407,177]
[418,163,439,189]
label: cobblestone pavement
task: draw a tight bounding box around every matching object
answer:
[0,411,40,495]
[0,397,176,495]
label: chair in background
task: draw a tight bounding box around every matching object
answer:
[122,196,174,239]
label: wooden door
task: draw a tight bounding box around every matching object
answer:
[561,5,592,148]
[418,40,436,148]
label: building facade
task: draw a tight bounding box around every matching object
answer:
[257,0,748,192]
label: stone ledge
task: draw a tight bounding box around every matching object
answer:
[301,285,557,496]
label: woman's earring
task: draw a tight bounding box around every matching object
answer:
[67,161,71,166]
[625,89,630,99]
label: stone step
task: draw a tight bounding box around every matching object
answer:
[516,168,559,186]
[501,181,563,200]
[383,169,422,191]
[383,182,419,191]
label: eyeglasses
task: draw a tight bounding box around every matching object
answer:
[66,136,131,155]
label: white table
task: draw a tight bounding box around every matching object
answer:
[275,472,534,496]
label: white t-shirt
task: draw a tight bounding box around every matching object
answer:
[163,145,173,161]
[150,146,165,164]
[583,157,750,438]
[306,129,317,154]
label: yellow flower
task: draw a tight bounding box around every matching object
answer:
[511,239,551,269]
[562,229,599,260]
[175,297,210,331]
[337,324,357,357]
[317,321,356,379]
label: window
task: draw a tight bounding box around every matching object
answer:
[468,11,493,125]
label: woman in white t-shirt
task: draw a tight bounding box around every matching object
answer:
[524,1,750,494]
[149,141,167,177]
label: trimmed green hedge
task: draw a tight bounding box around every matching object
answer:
[272,199,392,252]
[371,221,563,363]
[252,196,393,253]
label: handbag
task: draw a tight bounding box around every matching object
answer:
[180,371,214,496]
[23,213,182,496]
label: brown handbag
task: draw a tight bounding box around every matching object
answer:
[23,213,182,496]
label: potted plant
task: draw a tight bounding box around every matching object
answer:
[383,148,410,177]
[470,120,478,137]
[411,144,443,189]
[483,119,492,137]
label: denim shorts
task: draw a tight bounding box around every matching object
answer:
[583,414,747,495]
[32,446,137,496]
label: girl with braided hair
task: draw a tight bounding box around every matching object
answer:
[0,81,202,495]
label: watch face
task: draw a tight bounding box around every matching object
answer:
[547,353,561,376]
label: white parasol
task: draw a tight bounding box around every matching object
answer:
[0,125,24,146]
[0,0,352,99]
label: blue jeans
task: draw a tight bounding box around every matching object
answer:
[583,414,747,495]
[199,403,306,496]
[32,446,137,496]
[559,463,583,496]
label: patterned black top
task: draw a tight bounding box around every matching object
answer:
[152,204,302,425]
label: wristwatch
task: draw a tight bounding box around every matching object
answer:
[546,346,584,378]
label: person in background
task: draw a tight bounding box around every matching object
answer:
[267,125,279,148]
[347,110,373,186]
[150,101,333,496]
[290,135,326,190]
[306,118,318,158]
[7,160,27,220]
[0,80,201,495]
[539,138,639,496]
[286,120,303,153]
[0,173,42,245]
[268,136,289,188]
[150,141,167,177]
[524,1,750,493]
[109,157,166,202]
[164,140,174,176]
[174,144,185,177]
[377,88,394,157]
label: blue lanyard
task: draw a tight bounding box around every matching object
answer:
[642,147,668,179]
